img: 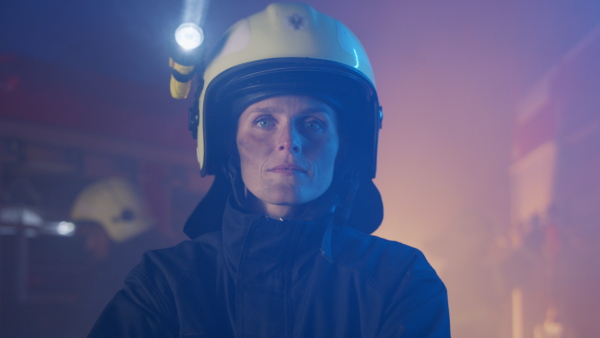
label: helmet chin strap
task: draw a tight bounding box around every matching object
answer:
[333,170,360,227]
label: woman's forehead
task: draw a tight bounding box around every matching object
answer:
[241,95,337,117]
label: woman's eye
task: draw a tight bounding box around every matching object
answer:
[303,119,324,131]
[254,117,275,128]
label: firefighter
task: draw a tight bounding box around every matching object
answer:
[89,3,450,337]
[68,177,168,337]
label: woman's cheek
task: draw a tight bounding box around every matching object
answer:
[242,134,270,155]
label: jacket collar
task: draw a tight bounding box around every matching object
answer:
[219,199,336,279]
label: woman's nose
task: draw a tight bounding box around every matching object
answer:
[277,124,301,153]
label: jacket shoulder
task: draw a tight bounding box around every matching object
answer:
[331,226,443,295]
[137,231,221,275]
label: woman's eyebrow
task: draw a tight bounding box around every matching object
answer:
[301,107,333,115]
[247,107,281,114]
[245,106,333,117]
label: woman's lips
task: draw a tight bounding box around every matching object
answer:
[268,163,306,174]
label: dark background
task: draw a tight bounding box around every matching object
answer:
[1,0,599,337]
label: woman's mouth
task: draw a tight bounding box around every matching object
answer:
[268,163,306,174]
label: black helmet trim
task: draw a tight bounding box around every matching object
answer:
[198,57,382,179]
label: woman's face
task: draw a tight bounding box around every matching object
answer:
[236,95,339,218]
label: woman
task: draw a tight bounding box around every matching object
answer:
[89,3,450,337]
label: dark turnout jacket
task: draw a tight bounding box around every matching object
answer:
[88,202,450,337]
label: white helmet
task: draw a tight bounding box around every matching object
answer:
[190,2,382,178]
[184,3,384,238]
[70,177,155,242]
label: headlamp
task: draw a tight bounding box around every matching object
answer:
[175,23,204,51]
[170,23,206,99]
[169,0,211,99]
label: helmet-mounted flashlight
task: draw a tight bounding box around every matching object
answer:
[175,23,204,50]
[169,23,206,99]
[169,0,211,99]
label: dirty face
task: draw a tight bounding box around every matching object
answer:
[236,95,339,218]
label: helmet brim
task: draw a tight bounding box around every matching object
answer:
[201,57,381,179]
